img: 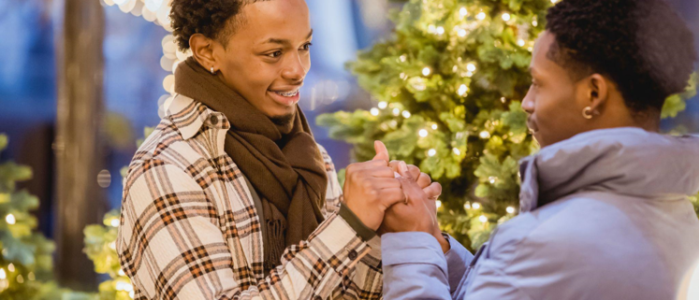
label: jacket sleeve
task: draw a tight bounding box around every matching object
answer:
[444,235,474,299]
[318,144,384,299]
[381,232,455,299]
[117,159,374,300]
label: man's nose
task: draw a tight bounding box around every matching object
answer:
[281,54,307,83]
[521,89,535,114]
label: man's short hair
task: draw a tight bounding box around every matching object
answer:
[546,0,697,112]
[170,0,272,51]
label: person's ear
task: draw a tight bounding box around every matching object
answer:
[189,34,219,73]
[586,73,609,114]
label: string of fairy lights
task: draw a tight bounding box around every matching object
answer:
[101,0,187,119]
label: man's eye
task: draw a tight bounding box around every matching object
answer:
[268,51,283,58]
[301,42,313,51]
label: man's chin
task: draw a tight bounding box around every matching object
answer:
[530,130,546,148]
[269,112,296,126]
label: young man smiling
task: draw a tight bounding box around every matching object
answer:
[115,0,440,299]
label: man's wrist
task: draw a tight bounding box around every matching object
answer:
[339,203,377,241]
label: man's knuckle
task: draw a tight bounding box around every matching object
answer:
[368,189,378,198]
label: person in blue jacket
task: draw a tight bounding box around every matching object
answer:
[378,0,699,299]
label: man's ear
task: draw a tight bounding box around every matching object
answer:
[586,73,609,114]
[189,34,218,72]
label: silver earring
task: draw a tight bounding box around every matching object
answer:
[582,106,595,119]
[210,67,215,74]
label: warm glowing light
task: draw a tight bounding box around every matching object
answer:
[419,129,429,137]
[5,214,15,225]
[459,7,468,16]
[458,84,468,96]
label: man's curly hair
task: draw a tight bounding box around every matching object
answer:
[546,0,696,112]
[170,0,271,51]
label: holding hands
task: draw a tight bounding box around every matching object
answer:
[343,141,449,252]
[342,141,405,230]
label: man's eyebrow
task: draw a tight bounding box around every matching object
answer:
[263,29,313,45]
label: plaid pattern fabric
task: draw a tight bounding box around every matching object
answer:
[116,95,383,300]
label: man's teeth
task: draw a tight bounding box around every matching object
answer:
[274,90,299,97]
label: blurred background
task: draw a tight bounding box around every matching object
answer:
[0,0,697,296]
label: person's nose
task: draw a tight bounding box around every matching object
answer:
[521,87,535,114]
[281,53,307,84]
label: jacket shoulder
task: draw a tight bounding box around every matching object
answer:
[124,118,208,189]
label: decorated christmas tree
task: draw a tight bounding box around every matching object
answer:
[318,0,697,250]
[0,134,69,300]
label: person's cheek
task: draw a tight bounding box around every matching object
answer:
[537,94,558,144]
[303,55,311,74]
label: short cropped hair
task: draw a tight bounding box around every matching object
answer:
[546,0,697,112]
[170,0,271,51]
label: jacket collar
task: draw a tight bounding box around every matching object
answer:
[519,127,699,212]
[164,94,230,155]
[165,94,229,139]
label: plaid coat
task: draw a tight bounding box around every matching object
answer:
[116,94,383,300]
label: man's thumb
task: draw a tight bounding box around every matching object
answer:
[372,140,390,162]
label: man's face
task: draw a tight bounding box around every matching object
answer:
[521,31,591,147]
[213,0,312,119]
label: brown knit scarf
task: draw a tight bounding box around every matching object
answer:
[174,57,327,273]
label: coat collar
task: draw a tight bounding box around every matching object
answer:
[164,94,230,154]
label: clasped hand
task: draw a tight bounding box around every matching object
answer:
[343,141,449,252]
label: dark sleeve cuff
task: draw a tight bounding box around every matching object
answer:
[338,203,376,241]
